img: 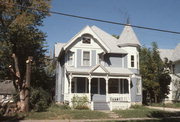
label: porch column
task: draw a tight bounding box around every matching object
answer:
[69,74,72,96]
[106,76,109,102]
[88,75,91,102]
[128,77,131,102]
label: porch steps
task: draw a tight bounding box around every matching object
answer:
[93,102,110,110]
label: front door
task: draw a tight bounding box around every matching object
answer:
[91,78,106,101]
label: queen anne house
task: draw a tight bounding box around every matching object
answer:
[159,43,180,102]
[54,25,142,110]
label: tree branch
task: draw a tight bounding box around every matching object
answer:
[12,53,21,79]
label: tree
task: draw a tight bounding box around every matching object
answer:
[140,42,171,104]
[0,0,51,112]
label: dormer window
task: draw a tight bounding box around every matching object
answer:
[82,37,91,44]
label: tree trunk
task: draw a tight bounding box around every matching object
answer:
[24,56,32,112]
[10,54,32,113]
[19,88,25,112]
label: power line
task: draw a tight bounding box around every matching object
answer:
[1,2,180,35]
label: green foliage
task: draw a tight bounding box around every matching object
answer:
[0,41,13,78]
[71,95,89,110]
[140,42,171,104]
[30,87,51,112]
[0,0,54,111]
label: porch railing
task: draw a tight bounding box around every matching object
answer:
[64,93,90,102]
[108,94,130,102]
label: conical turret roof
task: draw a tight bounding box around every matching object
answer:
[117,25,140,47]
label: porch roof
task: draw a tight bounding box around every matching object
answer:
[66,66,133,76]
[106,67,133,75]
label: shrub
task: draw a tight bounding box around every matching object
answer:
[71,95,89,110]
[30,87,51,112]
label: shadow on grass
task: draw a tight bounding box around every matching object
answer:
[148,111,180,118]
[115,118,180,122]
[0,114,25,121]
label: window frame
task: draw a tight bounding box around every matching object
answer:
[82,36,91,44]
[131,55,135,68]
[67,51,74,66]
[82,50,91,66]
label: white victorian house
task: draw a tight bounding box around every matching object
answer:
[55,25,142,110]
[159,43,180,102]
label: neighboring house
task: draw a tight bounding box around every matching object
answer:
[0,80,16,103]
[159,43,180,102]
[55,25,142,110]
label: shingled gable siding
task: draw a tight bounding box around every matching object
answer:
[131,77,142,103]
[77,49,96,67]
[104,54,127,68]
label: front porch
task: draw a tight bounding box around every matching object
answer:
[65,76,131,110]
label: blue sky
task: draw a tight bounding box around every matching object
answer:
[40,0,180,53]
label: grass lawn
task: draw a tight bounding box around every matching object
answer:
[25,104,109,120]
[1,105,180,121]
[151,103,180,108]
[114,106,180,118]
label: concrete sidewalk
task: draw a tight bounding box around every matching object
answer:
[146,106,180,112]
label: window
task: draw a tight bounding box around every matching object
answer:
[131,55,134,67]
[67,52,74,66]
[119,79,129,94]
[136,79,141,95]
[83,51,90,66]
[82,37,91,44]
[109,79,119,93]
[137,54,139,69]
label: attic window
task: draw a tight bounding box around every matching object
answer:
[82,37,91,44]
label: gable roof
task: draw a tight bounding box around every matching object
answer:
[158,49,174,61]
[54,43,66,57]
[172,43,180,62]
[91,26,127,54]
[63,25,110,53]
[90,64,109,74]
[55,25,142,57]
[117,25,140,47]
[159,43,180,62]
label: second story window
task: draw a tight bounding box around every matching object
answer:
[68,52,74,66]
[131,55,134,67]
[83,51,90,66]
